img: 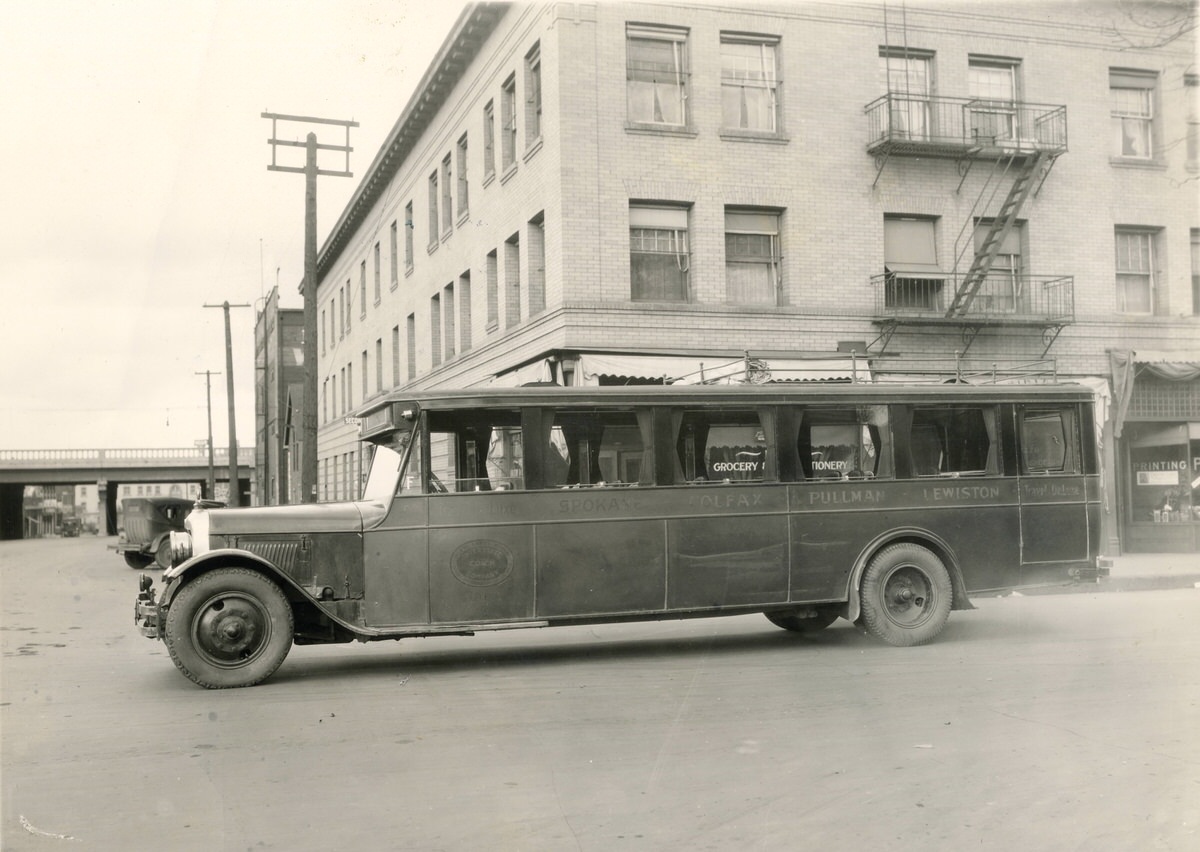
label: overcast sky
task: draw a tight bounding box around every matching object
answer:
[1,0,468,449]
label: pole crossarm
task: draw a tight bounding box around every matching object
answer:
[263,112,356,503]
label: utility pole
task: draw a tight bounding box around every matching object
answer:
[204,302,250,506]
[195,370,220,499]
[263,112,357,503]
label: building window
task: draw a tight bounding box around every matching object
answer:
[322,379,328,423]
[444,283,456,361]
[320,309,325,354]
[1110,69,1156,160]
[972,219,1026,312]
[483,100,496,180]
[359,261,367,318]
[883,216,944,310]
[486,249,499,331]
[1191,229,1199,316]
[430,295,442,367]
[456,134,469,218]
[346,362,353,410]
[525,43,542,145]
[501,75,517,171]
[404,202,414,272]
[528,213,545,314]
[391,325,400,387]
[361,350,368,399]
[406,314,416,380]
[725,209,781,305]
[504,233,521,327]
[627,25,688,127]
[338,287,345,338]
[880,49,932,140]
[458,271,473,353]
[1187,73,1199,170]
[373,242,381,303]
[441,153,453,236]
[720,35,778,133]
[389,221,399,288]
[374,339,382,393]
[630,204,689,302]
[428,172,439,247]
[1115,227,1159,314]
[968,56,1019,143]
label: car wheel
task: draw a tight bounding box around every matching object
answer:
[164,568,294,689]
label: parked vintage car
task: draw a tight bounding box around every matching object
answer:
[115,498,212,569]
[60,518,81,537]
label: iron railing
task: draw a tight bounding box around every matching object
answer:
[866,94,1067,156]
[0,447,256,468]
[871,273,1074,322]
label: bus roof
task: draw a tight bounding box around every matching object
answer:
[359,381,1096,421]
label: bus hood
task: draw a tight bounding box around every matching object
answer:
[204,502,374,536]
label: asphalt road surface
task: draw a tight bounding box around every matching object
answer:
[2,536,1197,851]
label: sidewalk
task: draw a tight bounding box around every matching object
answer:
[1102,551,1200,592]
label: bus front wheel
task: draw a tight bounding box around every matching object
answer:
[164,568,294,688]
[859,544,952,647]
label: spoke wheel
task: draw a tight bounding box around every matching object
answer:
[165,568,293,688]
[765,605,839,633]
[860,543,952,647]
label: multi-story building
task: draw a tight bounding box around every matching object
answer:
[254,285,305,505]
[302,1,1198,553]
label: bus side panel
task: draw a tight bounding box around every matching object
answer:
[363,529,431,627]
[536,520,665,617]
[667,515,789,609]
[788,480,1022,598]
[429,524,536,623]
[1018,475,1092,584]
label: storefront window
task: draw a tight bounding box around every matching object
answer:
[1126,422,1197,522]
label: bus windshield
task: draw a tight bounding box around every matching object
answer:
[361,439,408,502]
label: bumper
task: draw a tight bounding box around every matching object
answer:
[134,576,161,639]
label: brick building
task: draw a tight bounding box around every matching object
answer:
[301,1,1198,552]
[254,285,305,505]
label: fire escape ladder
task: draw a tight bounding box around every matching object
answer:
[945,151,1048,318]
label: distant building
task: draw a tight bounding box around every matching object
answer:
[295,1,1197,552]
[254,285,305,505]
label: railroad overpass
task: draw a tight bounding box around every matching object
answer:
[0,448,254,539]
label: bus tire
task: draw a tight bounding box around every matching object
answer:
[765,605,839,633]
[164,568,294,689]
[859,543,952,647]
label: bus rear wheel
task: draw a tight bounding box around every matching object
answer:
[765,606,839,633]
[164,568,294,689]
[859,544,952,647]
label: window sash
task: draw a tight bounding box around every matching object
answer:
[627,35,687,125]
[631,227,688,301]
[1116,231,1155,313]
[721,40,778,131]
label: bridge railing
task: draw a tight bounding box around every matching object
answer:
[0,448,255,468]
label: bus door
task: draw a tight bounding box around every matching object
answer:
[1016,403,1090,580]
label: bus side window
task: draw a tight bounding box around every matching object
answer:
[421,410,524,492]
[1020,407,1080,474]
[546,409,649,488]
[909,408,997,476]
[673,409,774,484]
[797,406,890,481]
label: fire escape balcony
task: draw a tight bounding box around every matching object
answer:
[865,94,1068,161]
[870,272,1075,356]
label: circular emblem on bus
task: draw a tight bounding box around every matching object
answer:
[451,540,514,587]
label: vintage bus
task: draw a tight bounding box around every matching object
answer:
[135,383,1107,688]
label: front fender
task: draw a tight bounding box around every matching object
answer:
[159,548,308,609]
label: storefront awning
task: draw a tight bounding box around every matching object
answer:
[486,359,555,387]
[576,354,869,386]
[1110,349,1200,439]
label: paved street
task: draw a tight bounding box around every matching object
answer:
[2,535,1197,851]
